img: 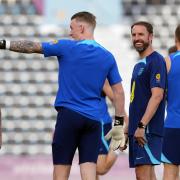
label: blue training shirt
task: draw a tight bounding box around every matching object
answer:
[129,51,167,136]
[42,39,122,121]
[165,50,180,128]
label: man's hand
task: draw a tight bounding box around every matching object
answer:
[134,128,147,147]
[105,125,125,150]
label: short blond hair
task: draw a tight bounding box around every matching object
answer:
[71,11,96,30]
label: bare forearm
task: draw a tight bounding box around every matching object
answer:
[10,40,42,54]
[141,94,163,125]
[112,83,125,116]
[103,79,114,103]
[114,92,125,116]
[124,112,129,133]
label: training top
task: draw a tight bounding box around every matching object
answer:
[165,50,180,128]
[129,51,167,136]
[42,39,122,121]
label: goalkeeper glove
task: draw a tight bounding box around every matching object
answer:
[105,116,125,150]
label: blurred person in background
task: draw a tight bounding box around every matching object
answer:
[168,45,177,55]
[128,21,167,180]
[161,24,180,180]
[0,11,126,180]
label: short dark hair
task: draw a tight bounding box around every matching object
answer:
[175,24,180,42]
[131,21,153,34]
[71,11,96,29]
[168,45,177,54]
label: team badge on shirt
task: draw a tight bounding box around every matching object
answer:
[156,73,161,82]
[50,40,58,45]
[138,67,144,75]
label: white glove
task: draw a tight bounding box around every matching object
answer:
[105,125,125,151]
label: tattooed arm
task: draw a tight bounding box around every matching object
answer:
[10,40,43,54]
[0,40,42,53]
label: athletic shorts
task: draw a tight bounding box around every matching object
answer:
[99,122,112,155]
[161,128,180,165]
[52,107,101,165]
[129,133,163,168]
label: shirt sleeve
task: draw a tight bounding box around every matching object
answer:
[41,39,71,57]
[107,55,122,85]
[149,57,167,89]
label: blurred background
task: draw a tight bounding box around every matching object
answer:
[0,0,179,179]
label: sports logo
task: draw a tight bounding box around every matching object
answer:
[156,73,161,82]
[50,40,58,45]
[138,67,144,75]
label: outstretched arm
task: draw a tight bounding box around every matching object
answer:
[0,40,43,54]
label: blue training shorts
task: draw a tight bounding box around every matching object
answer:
[161,128,180,165]
[52,107,101,165]
[129,133,163,168]
[99,122,112,155]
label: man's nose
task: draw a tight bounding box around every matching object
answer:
[134,35,140,41]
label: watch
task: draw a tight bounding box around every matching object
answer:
[138,122,146,129]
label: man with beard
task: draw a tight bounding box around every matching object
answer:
[127,21,167,180]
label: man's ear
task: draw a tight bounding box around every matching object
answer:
[79,24,84,33]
